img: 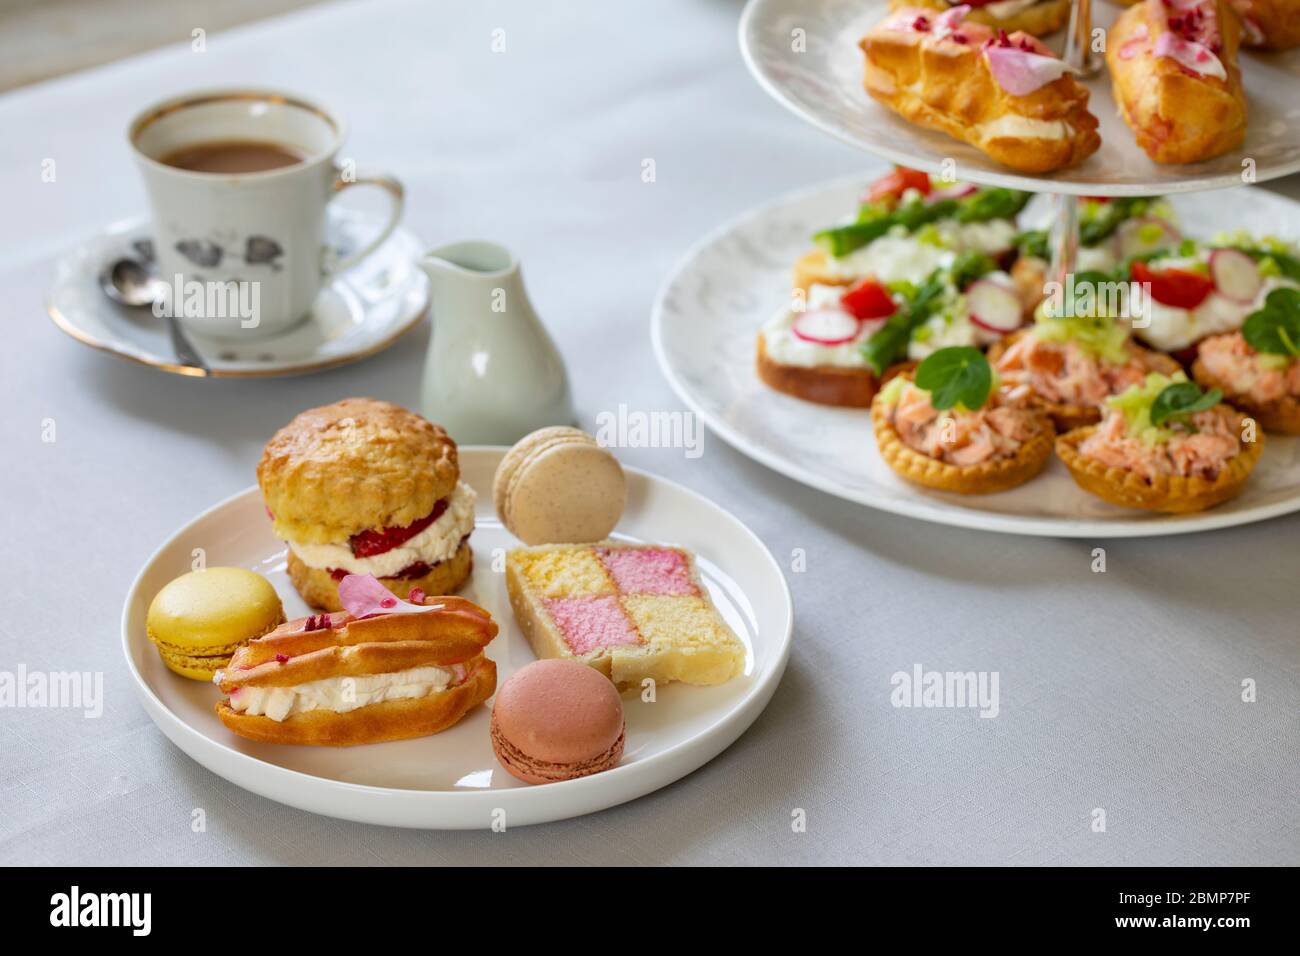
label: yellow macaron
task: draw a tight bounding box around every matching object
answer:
[146,568,285,681]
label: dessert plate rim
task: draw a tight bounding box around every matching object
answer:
[120,447,794,829]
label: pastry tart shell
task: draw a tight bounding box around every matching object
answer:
[1192,357,1300,435]
[870,392,1056,494]
[1055,423,1264,513]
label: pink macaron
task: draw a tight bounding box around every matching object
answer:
[491,659,625,784]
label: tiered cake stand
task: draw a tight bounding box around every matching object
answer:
[648,0,1300,536]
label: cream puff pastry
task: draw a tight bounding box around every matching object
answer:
[860,7,1101,173]
[889,0,1072,36]
[1105,0,1246,164]
[215,576,498,746]
[1229,0,1300,49]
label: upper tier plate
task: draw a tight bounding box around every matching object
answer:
[740,0,1300,195]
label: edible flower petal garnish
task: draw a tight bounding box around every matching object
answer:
[337,573,435,618]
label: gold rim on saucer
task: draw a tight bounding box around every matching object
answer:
[46,300,427,379]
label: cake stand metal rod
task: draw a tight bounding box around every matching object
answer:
[1064,0,1101,78]
[1048,192,1081,293]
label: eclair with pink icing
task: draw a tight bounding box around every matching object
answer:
[859,6,1100,173]
[1105,0,1246,164]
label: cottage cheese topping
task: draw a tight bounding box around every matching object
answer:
[1136,277,1299,352]
[289,481,476,576]
[227,665,460,722]
[761,285,881,368]
[819,219,1016,283]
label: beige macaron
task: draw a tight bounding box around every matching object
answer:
[494,427,626,545]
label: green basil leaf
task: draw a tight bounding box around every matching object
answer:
[1150,382,1222,427]
[1013,229,1049,261]
[1078,197,1150,246]
[949,251,997,290]
[915,346,992,411]
[1242,287,1300,357]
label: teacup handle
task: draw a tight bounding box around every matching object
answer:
[325,169,405,274]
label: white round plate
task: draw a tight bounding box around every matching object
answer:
[121,448,793,829]
[48,207,427,377]
[740,0,1300,195]
[651,174,1300,537]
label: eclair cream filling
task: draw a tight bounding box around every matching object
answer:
[978,115,1071,142]
[226,665,462,722]
[288,482,476,577]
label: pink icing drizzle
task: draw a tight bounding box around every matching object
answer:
[1118,24,1149,60]
[1153,31,1225,79]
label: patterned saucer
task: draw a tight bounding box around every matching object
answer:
[47,207,427,377]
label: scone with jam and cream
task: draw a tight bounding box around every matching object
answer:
[258,398,476,611]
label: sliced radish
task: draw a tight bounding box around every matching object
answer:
[928,182,978,202]
[792,309,860,345]
[1115,217,1181,260]
[966,280,1023,334]
[1209,248,1262,304]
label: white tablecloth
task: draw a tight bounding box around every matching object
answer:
[1,0,1296,866]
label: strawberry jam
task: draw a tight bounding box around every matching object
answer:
[348,498,449,557]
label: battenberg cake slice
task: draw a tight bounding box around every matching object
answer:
[504,541,746,689]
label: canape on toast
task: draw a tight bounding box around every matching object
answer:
[761,250,1029,407]
[1106,0,1246,164]
[871,346,1055,493]
[1056,372,1263,512]
[860,7,1100,173]
[214,575,497,746]
[795,167,1028,294]
[888,0,1072,36]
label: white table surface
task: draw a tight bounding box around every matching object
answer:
[1,0,1297,866]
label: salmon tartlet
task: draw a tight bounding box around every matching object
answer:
[1057,372,1264,513]
[872,347,1055,494]
[1193,331,1300,434]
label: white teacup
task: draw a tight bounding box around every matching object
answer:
[129,88,403,339]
